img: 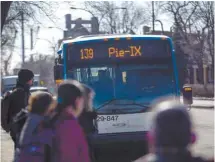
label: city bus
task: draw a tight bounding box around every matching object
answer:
[54,34,185,160]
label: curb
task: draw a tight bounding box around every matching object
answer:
[194,98,214,101]
[191,105,214,109]
[180,97,214,101]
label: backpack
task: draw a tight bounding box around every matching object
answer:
[14,112,61,162]
[10,108,29,139]
[1,88,28,133]
[15,112,75,162]
[1,91,13,132]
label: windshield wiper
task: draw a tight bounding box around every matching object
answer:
[114,102,148,107]
[97,98,119,110]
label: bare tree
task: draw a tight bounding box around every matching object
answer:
[3,2,58,31]
[22,53,54,88]
[1,1,58,75]
[161,1,214,84]
[83,1,151,34]
[21,37,59,87]
[162,1,214,61]
[1,29,17,75]
[195,2,214,76]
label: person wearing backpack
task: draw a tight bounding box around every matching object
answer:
[1,69,34,149]
[133,100,214,162]
[14,91,56,162]
[53,80,90,162]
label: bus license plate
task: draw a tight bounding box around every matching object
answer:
[97,115,118,122]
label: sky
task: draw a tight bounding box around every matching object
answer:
[10,1,173,71]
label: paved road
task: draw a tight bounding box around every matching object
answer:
[1,108,214,162]
[190,108,214,158]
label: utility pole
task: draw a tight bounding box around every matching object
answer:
[21,11,25,64]
[30,28,33,50]
[51,37,56,59]
[152,1,155,32]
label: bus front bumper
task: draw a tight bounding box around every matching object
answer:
[88,131,148,151]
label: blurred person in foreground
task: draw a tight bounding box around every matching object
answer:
[52,80,90,162]
[14,91,55,162]
[134,100,214,162]
[79,84,97,135]
[78,84,97,161]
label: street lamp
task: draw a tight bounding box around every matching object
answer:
[47,26,64,43]
[70,7,96,18]
[36,38,58,58]
[170,25,175,35]
[155,20,164,35]
[48,26,64,31]
[37,38,53,45]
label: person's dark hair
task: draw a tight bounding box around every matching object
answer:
[56,80,84,111]
[152,101,192,149]
[82,84,95,112]
[28,91,54,115]
[17,69,34,84]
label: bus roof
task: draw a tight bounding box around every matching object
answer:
[61,34,170,45]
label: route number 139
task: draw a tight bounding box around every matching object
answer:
[80,48,94,60]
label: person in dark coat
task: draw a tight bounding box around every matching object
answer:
[9,69,34,148]
[133,100,214,162]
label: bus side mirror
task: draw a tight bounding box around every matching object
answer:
[182,85,193,105]
[54,64,64,84]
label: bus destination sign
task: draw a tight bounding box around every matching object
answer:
[80,45,142,60]
[67,39,170,64]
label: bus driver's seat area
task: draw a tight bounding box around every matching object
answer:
[98,70,106,82]
[97,70,112,84]
[96,70,113,94]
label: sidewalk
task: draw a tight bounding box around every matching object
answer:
[180,97,214,109]
[192,100,214,108]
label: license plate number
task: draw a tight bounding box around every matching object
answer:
[97,115,118,122]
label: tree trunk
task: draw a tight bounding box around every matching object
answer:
[1,2,12,32]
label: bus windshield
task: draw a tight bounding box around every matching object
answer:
[68,64,175,111]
